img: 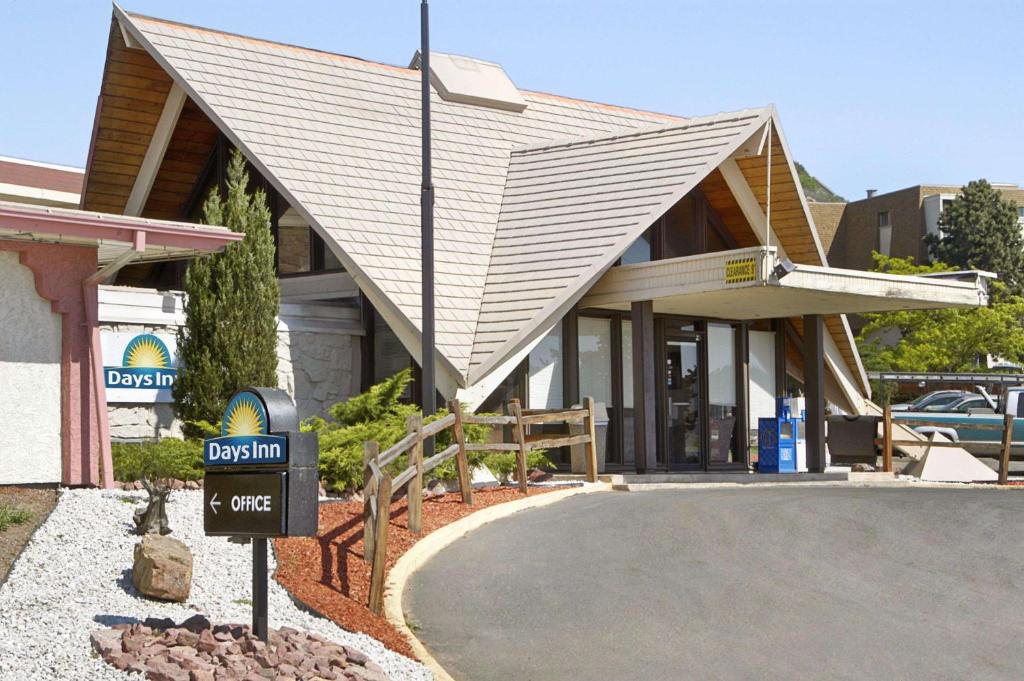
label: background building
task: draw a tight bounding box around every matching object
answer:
[813,184,1024,272]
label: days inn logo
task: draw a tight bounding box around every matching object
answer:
[204,391,287,467]
[104,334,177,390]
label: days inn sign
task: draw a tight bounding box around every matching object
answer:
[101,332,178,403]
[203,392,287,466]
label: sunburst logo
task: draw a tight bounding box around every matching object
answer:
[123,334,171,369]
[205,389,288,467]
[105,333,177,391]
[223,393,268,437]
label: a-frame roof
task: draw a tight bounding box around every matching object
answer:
[114,6,694,384]
[102,6,869,399]
[470,109,770,381]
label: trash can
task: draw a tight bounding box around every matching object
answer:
[757,416,798,473]
[570,402,610,474]
[826,415,882,467]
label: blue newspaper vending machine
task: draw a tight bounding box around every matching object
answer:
[758,397,800,473]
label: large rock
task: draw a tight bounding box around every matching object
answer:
[132,534,193,602]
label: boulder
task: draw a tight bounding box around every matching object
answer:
[132,534,193,602]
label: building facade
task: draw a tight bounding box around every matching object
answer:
[815,184,1024,272]
[42,7,989,483]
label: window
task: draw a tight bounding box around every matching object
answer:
[527,324,563,409]
[877,211,892,256]
[578,317,613,408]
[620,227,653,265]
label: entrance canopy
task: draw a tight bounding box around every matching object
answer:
[580,246,990,318]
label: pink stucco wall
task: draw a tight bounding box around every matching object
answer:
[0,240,106,486]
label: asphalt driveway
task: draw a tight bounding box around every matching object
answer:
[405,487,1024,681]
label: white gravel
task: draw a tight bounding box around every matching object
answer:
[0,489,432,681]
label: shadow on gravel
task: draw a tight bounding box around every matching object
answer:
[94,614,141,627]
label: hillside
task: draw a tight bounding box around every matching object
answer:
[796,162,845,203]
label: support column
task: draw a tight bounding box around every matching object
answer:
[773,318,787,398]
[631,301,657,473]
[803,314,826,473]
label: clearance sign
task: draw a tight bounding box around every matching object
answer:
[100,332,179,403]
[724,257,758,284]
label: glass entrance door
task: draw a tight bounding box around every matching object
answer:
[662,332,703,469]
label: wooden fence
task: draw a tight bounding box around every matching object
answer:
[879,405,1016,483]
[363,396,599,614]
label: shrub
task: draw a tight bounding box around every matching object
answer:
[483,451,555,485]
[111,438,204,482]
[0,504,32,532]
[306,370,493,492]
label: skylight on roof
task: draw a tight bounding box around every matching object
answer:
[410,51,528,113]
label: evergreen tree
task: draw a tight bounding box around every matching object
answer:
[924,179,1024,296]
[173,149,279,430]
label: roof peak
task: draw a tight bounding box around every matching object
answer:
[117,5,690,123]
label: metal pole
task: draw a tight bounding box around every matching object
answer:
[420,0,436,457]
[252,537,268,642]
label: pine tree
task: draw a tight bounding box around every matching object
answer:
[173,149,279,430]
[924,179,1024,296]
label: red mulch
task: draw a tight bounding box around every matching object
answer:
[273,486,557,658]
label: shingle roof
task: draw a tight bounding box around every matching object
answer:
[118,8,701,385]
[470,109,770,380]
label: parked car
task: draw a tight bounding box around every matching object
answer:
[921,394,987,413]
[890,390,972,412]
[893,386,1024,457]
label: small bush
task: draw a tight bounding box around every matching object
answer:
[112,438,204,482]
[484,451,555,485]
[0,504,31,532]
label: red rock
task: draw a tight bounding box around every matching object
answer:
[189,670,215,681]
[343,649,370,666]
[147,658,190,681]
[197,629,218,653]
[90,629,122,657]
[109,653,143,672]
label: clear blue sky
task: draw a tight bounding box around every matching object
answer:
[1,0,1021,200]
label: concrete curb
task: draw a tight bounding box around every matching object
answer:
[383,483,610,681]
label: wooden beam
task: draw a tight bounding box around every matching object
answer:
[85,230,146,285]
[448,399,473,505]
[583,396,599,482]
[407,414,423,535]
[509,399,530,495]
[123,83,186,216]
[368,473,392,615]
[718,158,789,260]
[999,413,1013,485]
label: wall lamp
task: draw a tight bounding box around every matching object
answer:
[772,258,796,280]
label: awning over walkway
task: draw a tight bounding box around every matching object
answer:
[580,246,990,317]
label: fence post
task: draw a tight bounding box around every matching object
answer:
[583,396,599,483]
[368,472,393,615]
[509,399,529,495]
[999,412,1013,485]
[882,404,893,474]
[407,414,424,534]
[448,399,473,505]
[363,440,379,560]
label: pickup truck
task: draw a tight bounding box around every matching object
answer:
[893,386,1024,456]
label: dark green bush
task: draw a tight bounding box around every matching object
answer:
[112,438,204,482]
[305,370,493,492]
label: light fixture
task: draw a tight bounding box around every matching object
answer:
[772,258,796,280]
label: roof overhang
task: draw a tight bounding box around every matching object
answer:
[580,246,990,317]
[0,200,241,266]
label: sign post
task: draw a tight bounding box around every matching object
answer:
[203,387,319,641]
